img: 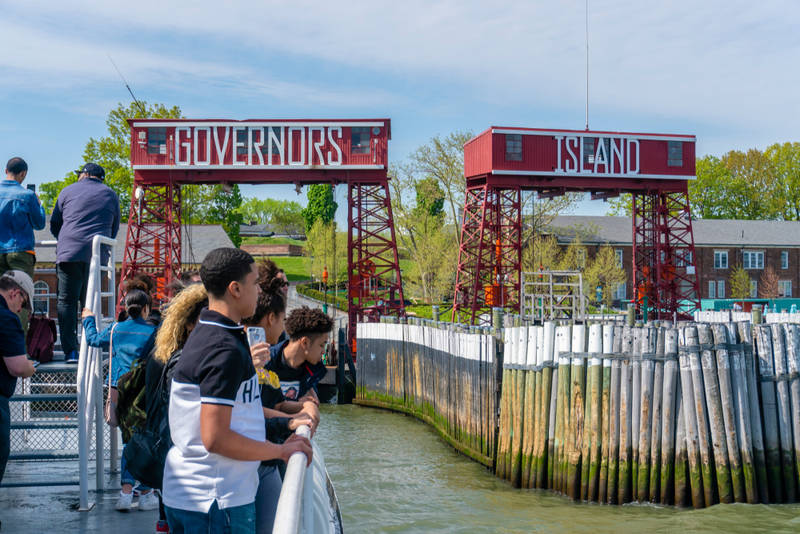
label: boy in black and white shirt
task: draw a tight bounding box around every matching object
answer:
[162,248,311,534]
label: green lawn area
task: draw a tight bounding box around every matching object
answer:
[271,256,312,281]
[241,236,307,246]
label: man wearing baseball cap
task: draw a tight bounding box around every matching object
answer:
[50,162,120,363]
[0,269,36,485]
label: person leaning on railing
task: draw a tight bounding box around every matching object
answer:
[0,157,46,334]
[0,270,36,489]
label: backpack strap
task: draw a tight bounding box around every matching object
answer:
[107,322,117,391]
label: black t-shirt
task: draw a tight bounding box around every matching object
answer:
[265,340,327,401]
[0,294,26,398]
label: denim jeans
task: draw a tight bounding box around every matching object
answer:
[120,442,150,491]
[254,464,282,534]
[165,501,256,534]
[0,395,9,484]
[56,261,89,354]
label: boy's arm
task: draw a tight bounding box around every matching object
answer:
[29,192,46,230]
[201,403,311,464]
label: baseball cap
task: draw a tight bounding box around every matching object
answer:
[75,162,105,179]
[1,270,34,310]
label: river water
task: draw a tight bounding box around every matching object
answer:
[316,404,800,533]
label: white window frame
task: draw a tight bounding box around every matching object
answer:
[714,250,728,270]
[708,280,716,299]
[750,279,758,298]
[717,280,725,299]
[615,249,624,269]
[779,280,792,298]
[782,250,789,270]
[743,250,764,270]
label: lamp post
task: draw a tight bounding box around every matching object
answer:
[322,266,329,315]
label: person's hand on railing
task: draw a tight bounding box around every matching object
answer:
[81,307,94,320]
[280,432,313,466]
[250,342,270,369]
[298,389,319,406]
[288,414,314,435]
[299,402,320,431]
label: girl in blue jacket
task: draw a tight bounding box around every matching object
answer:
[82,283,158,512]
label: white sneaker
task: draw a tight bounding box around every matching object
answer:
[115,490,133,511]
[138,490,159,511]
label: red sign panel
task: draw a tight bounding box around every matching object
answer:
[464,127,696,181]
[129,119,391,172]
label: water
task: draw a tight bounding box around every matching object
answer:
[316,405,800,533]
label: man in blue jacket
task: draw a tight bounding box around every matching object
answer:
[0,157,46,332]
[50,163,120,363]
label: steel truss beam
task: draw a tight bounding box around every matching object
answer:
[452,185,521,325]
[632,188,700,319]
[347,181,405,338]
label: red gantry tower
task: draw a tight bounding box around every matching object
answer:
[123,119,405,346]
[452,127,701,324]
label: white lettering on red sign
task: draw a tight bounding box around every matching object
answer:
[172,126,346,167]
[554,135,640,176]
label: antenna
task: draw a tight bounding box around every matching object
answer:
[585,0,589,130]
[108,55,148,117]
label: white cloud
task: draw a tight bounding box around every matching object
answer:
[1,0,798,149]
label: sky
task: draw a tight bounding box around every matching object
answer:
[1,0,798,223]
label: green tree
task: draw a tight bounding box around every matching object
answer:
[730,265,751,300]
[302,184,337,231]
[40,101,183,218]
[304,220,346,284]
[406,131,473,226]
[207,185,244,247]
[238,198,305,234]
[584,245,627,307]
[522,234,561,272]
[765,142,800,220]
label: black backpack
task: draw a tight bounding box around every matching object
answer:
[123,351,181,490]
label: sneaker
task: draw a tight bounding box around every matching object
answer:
[155,519,170,533]
[65,350,79,364]
[115,490,133,511]
[138,490,159,511]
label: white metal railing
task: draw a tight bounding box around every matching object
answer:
[77,235,117,511]
[273,425,340,534]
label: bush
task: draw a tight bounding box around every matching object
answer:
[296,283,349,310]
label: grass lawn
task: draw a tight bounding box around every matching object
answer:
[241,236,307,246]
[271,256,312,281]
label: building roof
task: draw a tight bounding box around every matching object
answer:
[33,223,233,264]
[547,216,800,248]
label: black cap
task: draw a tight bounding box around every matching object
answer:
[75,162,105,179]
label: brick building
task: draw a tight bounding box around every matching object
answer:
[546,216,800,304]
[30,224,233,318]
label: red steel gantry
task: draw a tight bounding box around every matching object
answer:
[453,127,701,324]
[123,119,405,344]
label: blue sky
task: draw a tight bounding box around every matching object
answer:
[1,1,798,223]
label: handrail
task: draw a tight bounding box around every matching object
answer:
[273,424,312,534]
[77,235,116,511]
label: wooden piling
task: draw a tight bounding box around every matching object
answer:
[711,323,746,503]
[660,328,679,505]
[783,324,800,498]
[631,328,642,499]
[674,378,689,507]
[697,323,733,504]
[769,324,796,501]
[586,324,603,501]
[597,324,614,504]
[648,327,665,502]
[738,321,770,503]
[606,326,623,504]
[755,324,784,502]
[637,327,655,501]
[618,325,633,504]
[567,325,586,500]
[679,327,705,508]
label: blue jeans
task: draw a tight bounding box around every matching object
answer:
[120,442,150,491]
[0,396,9,484]
[165,501,256,534]
[255,464,282,534]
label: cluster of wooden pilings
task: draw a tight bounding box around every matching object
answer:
[356,314,800,508]
[355,320,499,466]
